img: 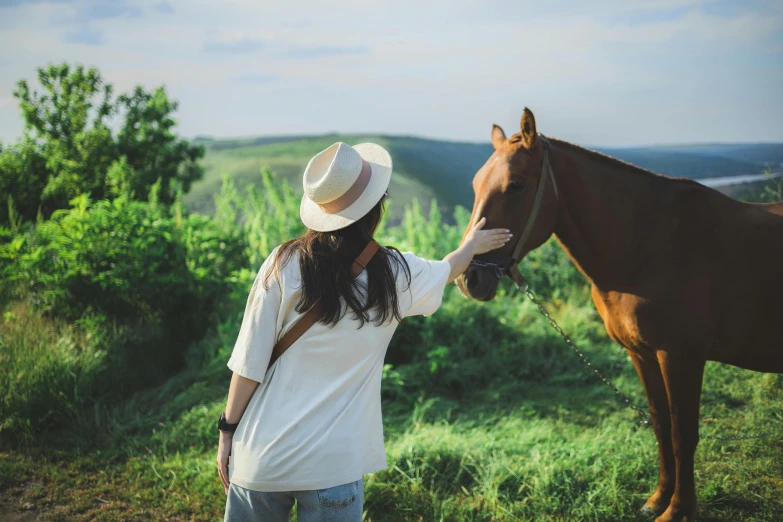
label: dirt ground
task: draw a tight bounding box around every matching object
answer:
[0,481,72,522]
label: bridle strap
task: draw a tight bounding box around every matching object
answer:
[505,134,558,284]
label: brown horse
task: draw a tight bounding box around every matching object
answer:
[456,108,783,522]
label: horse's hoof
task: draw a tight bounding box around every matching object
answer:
[654,504,696,522]
[641,498,669,517]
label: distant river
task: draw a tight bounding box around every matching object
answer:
[697,171,783,188]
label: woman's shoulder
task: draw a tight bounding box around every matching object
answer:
[383,247,410,270]
[258,245,300,284]
[384,248,432,286]
[386,249,427,271]
[387,249,451,286]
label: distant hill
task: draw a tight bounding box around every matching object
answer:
[642,143,783,169]
[183,134,492,222]
[183,135,781,221]
[598,147,765,180]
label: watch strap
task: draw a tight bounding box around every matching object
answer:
[218,411,239,433]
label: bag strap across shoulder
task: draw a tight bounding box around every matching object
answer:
[266,240,381,372]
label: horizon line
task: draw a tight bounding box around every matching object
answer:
[190,131,783,151]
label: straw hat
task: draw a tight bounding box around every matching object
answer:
[300,142,392,232]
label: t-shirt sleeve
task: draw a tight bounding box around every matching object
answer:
[399,251,451,317]
[227,249,282,383]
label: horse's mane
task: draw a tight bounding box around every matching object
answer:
[548,137,701,186]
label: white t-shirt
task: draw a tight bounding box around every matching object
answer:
[227,246,451,492]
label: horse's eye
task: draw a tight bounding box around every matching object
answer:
[507,180,527,192]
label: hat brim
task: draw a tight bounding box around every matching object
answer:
[300,143,392,232]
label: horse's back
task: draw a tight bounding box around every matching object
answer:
[674,193,783,371]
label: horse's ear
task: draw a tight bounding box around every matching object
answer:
[491,124,506,149]
[520,107,537,149]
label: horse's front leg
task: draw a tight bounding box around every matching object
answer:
[655,350,706,522]
[627,349,675,517]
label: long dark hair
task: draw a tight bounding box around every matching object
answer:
[264,196,411,327]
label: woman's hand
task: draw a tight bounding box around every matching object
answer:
[217,431,232,495]
[462,217,512,255]
[444,217,512,284]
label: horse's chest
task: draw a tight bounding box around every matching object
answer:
[591,288,648,350]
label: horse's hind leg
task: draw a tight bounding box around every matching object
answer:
[655,350,705,522]
[627,349,675,516]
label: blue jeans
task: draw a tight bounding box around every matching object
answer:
[224,479,364,522]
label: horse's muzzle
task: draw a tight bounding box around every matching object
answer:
[457,263,501,301]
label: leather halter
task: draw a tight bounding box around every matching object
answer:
[469,133,559,287]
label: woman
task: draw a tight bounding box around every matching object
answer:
[217,142,511,521]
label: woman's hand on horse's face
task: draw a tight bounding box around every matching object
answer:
[464,217,512,255]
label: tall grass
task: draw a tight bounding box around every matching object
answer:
[0,303,108,442]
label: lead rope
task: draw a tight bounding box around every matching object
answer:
[513,276,778,441]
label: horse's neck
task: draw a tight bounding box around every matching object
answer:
[550,141,668,290]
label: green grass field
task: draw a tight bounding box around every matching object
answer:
[2,263,781,521]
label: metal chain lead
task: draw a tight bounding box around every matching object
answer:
[516,281,777,441]
[518,284,653,429]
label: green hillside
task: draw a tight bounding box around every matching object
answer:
[184,135,781,221]
[184,135,492,222]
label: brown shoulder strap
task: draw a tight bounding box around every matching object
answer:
[266,240,381,372]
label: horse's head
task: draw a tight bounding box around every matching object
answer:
[456,108,560,301]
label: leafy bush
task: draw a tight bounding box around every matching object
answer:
[0,190,249,441]
[10,195,190,319]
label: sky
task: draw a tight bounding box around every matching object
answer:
[0,0,781,147]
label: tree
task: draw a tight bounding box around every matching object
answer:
[12,63,116,212]
[0,62,204,227]
[116,86,204,204]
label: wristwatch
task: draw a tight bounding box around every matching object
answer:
[218,411,239,433]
